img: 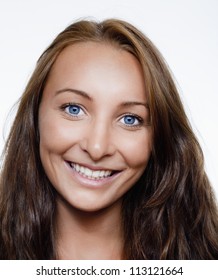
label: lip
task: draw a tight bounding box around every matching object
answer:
[64,161,122,188]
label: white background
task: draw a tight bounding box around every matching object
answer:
[0,0,217,199]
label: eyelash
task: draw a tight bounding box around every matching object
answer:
[60,103,144,128]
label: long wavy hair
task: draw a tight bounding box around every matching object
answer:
[0,19,218,259]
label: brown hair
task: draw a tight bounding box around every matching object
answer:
[0,19,218,259]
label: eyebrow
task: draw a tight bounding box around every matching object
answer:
[55,88,149,109]
[55,88,93,101]
[119,101,149,109]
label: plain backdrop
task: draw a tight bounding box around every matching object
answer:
[0,0,217,199]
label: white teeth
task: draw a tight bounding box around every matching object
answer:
[75,164,80,172]
[85,168,92,177]
[71,163,113,180]
[92,170,100,178]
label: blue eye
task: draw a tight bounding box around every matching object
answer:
[64,104,84,116]
[120,115,142,127]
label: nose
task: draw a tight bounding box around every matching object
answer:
[79,119,116,161]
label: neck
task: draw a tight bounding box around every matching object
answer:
[55,196,124,260]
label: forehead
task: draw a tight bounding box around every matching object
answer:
[44,41,146,102]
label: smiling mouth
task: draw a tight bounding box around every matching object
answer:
[69,162,119,180]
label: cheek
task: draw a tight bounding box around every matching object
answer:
[39,113,82,154]
[118,130,152,168]
[39,118,67,152]
[39,115,72,158]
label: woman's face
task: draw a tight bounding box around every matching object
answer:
[39,42,152,212]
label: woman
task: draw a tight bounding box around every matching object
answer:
[0,19,218,260]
